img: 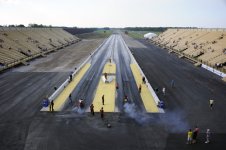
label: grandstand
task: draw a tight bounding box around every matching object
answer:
[0,27,79,70]
[151,28,226,72]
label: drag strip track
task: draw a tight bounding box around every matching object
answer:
[64,34,146,112]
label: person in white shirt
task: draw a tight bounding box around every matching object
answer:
[209,99,214,110]
[162,87,166,96]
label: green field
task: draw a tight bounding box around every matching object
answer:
[76,30,112,39]
[125,31,162,39]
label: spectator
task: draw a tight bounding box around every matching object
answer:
[102,94,105,105]
[142,76,146,84]
[69,94,72,105]
[90,104,94,116]
[209,99,214,110]
[192,126,199,144]
[162,87,166,96]
[187,129,193,144]
[205,129,211,143]
[54,86,57,91]
[139,84,142,93]
[100,107,104,119]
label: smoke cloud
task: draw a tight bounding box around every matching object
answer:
[158,110,189,133]
[123,103,189,133]
[72,106,85,114]
[123,103,152,124]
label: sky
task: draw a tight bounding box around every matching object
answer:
[0,0,226,28]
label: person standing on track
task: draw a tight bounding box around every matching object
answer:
[116,83,119,89]
[123,95,128,104]
[187,129,193,144]
[69,74,73,82]
[90,104,94,116]
[162,87,166,96]
[102,94,105,105]
[209,99,214,110]
[69,94,72,105]
[139,84,142,93]
[104,72,107,80]
[142,76,146,84]
[192,126,199,144]
[205,129,211,143]
[50,100,54,112]
[100,107,104,119]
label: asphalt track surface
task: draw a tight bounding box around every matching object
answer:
[123,35,226,149]
[0,34,226,150]
[64,34,144,112]
[0,72,69,150]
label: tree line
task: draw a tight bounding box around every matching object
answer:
[64,27,110,35]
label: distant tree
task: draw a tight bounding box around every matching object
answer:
[17,24,25,27]
[124,27,167,32]
[103,27,110,30]
[125,31,128,34]
[28,23,36,27]
[8,25,15,27]
[28,23,46,28]
[63,27,98,35]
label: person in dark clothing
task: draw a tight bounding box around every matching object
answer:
[155,87,159,93]
[69,74,73,82]
[116,83,119,89]
[142,76,146,84]
[100,107,104,119]
[54,86,57,91]
[69,94,72,105]
[79,99,84,109]
[102,94,105,105]
[50,100,54,112]
[90,104,94,116]
[104,72,107,80]
[192,126,199,144]
[139,84,142,93]
[123,95,128,105]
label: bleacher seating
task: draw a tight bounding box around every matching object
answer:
[151,28,226,71]
[0,27,79,69]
